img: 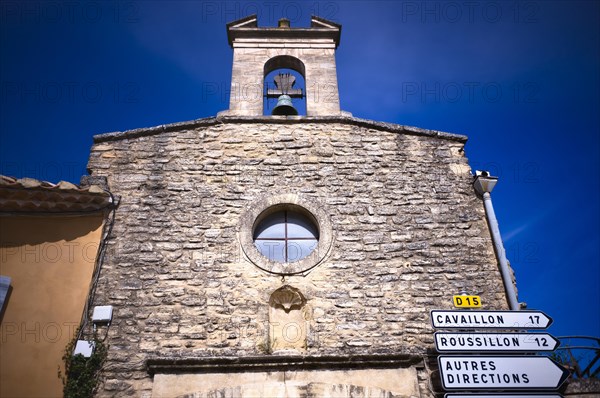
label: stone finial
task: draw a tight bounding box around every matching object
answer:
[278,18,290,28]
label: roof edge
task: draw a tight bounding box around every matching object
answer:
[0,175,112,214]
[311,15,341,30]
[226,14,258,29]
[92,115,468,144]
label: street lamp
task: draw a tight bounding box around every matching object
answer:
[474,170,520,311]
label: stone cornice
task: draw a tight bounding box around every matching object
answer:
[227,15,341,48]
[92,115,468,144]
[229,28,340,47]
[146,353,424,375]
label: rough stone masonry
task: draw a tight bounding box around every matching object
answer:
[86,114,510,397]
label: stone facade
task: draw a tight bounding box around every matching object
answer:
[87,115,509,397]
[82,15,516,398]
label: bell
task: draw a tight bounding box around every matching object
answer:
[272,95,298,116]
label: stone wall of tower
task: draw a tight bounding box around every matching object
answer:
[224,15,343,117]
[227,45,341,116]
[87,117,508,396]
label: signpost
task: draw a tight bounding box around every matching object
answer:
[431,307,568,396]
[431,310,553,329]
[434,332,560,352]
[438,356,570,391]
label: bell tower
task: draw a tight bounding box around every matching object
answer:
[222,15,343,117]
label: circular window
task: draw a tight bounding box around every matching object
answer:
[239,194,333,275]
[253,210,319,263]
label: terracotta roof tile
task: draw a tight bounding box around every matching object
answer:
[0,175,112,213]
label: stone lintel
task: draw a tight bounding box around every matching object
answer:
[146,353,423,375]
[233,42,337,49]
[92,115,468,144]
[233,38,335,44]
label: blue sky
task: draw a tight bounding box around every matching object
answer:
[1,1,598,342]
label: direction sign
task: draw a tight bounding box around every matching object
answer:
[431,310,553,329]
[438,356,570,390]
[434,332,560,352]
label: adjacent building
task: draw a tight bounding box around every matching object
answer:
[0,176,111,397]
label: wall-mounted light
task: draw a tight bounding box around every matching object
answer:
[473,170,519,311]
[473,170,498,195]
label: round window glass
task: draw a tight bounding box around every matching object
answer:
[253,210,319,263]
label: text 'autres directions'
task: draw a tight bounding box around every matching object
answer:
[438,356,570,391]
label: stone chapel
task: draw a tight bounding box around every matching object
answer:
[85,15,515,397]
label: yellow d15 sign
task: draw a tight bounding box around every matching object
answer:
[453,295,482,308]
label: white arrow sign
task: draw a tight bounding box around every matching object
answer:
[431,310,553,329]
[434,332,560,352]
[438,356,570,390]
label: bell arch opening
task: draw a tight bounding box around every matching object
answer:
[264,55,306,78]
[263,56,307,116]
